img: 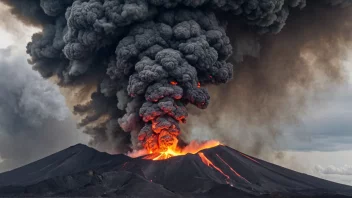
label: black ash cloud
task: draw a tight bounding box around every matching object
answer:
[2,0,351,153]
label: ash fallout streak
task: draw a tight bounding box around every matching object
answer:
[2,0,352,156]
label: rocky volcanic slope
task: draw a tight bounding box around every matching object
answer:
[0,144,351,198]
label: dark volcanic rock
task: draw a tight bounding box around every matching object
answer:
[0,144,351,197]
[0,171,179,197]
[0,144,130,186]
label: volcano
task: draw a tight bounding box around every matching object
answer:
[0,144,351,198]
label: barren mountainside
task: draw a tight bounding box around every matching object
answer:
[0,144,351,197]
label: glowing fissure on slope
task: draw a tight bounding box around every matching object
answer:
[198,152,230,180]
[239,152,261,164]
[121,162,128,169]
[216,154,250,184]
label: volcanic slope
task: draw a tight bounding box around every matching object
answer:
[0,144,351,198]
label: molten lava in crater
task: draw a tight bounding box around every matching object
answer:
[143,140,221,160]
[141,140,251,186]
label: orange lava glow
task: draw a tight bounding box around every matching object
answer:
[216,154,250,184]
[144,140,220,160]
[198,152,230,180]
[197,82,201,88]
[170,81,178,85]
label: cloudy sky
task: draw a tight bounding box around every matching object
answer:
[0,3,351,186]
[276,63,352,185]
[0,5,89,172]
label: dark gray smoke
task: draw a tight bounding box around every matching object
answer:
[2,0,351,153]
[183,0,352,158]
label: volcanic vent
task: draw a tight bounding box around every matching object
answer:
[141,140,220,160]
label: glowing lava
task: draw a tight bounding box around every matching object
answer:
[198,152,250,184]
[144,140,220,160]
[170,81,178,85]
[216,154,250,184]
[198,152,230,180]
[141,141,251,186]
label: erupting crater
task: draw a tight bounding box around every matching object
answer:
[143,140,221,160]
[0,143,351,198]
[141,142,253,187]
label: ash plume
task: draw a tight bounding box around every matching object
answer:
[1,0,352,154]
[183,0,352,158]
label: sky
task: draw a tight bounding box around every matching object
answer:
[275,63,352,185]
[0,4,351,186]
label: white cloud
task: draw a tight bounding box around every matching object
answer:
[0,30,13,49]
[0,4,39,47]
[313,165,352,186]
[315,164,352,176]
[272,150,352,186]
[316,174,352,186]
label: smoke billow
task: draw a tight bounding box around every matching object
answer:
[0,45,89,172]
[2,0,352,154]
[184,0,352,158]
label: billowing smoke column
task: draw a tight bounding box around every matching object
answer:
[2,0,350,153]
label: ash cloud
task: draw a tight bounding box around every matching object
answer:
[1,0,352,154]
[183,1,352,158]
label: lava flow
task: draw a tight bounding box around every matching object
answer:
[199,152,251,184]
[216,154,250,184]
[139,139,251,185]
[239,152,261,164]
[143,140,220,160]
[198,152,230,180]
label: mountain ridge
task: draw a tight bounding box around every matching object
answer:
[0,144,351,197]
